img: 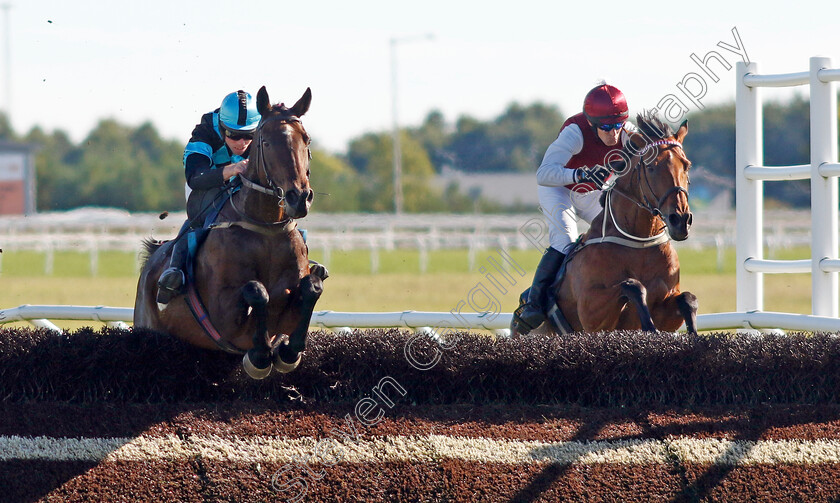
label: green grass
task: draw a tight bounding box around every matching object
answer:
[0,246,819,329]
[1,250,140,278]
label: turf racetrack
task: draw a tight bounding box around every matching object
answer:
[3,327,840,502]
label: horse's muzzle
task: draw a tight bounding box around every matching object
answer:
[667,211,693,241]
[284,188,314,218]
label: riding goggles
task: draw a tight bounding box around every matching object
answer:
[224,129,254,141]
[597,122,625,132]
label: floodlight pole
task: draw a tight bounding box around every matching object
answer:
[1,4,10,118]
[390,34,433,214]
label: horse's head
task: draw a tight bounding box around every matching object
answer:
[246,86,314,220]
[622,112,692,241]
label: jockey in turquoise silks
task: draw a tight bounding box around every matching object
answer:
[156,90,261,305]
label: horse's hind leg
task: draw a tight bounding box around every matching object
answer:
[619,279,656,332]
[273,274,324,373]
[241,281,273,379]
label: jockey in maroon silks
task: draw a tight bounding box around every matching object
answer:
[513,83,636,334]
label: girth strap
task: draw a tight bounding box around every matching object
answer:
[546,303,574,335]
[184,281,246,355]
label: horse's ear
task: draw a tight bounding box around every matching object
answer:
[290,88,312,118]
[675,120,688,143]
[257,86,271,116]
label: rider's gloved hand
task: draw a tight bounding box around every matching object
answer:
[574,164,613,189]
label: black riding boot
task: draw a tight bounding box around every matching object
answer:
[156,237,189,305]
[514,247,566,334]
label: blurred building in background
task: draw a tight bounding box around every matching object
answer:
[0,141,37,215]
[0,141,36,215]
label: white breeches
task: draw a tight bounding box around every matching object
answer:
[537,185,602,254]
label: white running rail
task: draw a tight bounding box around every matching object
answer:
[4,304,840,334]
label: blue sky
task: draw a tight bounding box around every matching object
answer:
[8,0,840,152]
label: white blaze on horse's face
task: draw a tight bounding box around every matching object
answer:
[279,123,311,188]
[265,119,312,219]
[653,144,692,241]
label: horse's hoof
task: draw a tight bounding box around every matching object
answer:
[242,352,273,380]
[273,351,302,374]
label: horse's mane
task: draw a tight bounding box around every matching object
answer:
[635,110,674,140]
[274,103,295,116]
[139,237,163,269]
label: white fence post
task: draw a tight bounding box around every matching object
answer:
[735,61,764,314]
[44,241,54,276]
[321,242,331,269]
[417,237,428,274]
[89,239,99,277]
[809,56,839,317]
[369,237,380,274]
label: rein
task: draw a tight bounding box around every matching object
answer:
[584,190,670,248]
[586,139,686,248]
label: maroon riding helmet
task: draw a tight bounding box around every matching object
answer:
[582,84,629,126]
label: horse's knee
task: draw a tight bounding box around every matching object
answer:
[619,278,647,302]
[242,280,269,308]
[300,274,323,302]
[677,291,699,335]
[677,291,699,313]
[619,279,656,332]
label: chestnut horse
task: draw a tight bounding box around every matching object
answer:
[548,112,698,335]
[134,86,324,379]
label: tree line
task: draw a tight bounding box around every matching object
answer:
[0,94,828,213]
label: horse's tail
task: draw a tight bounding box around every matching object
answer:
[139,237,165,269]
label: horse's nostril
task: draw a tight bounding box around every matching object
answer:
[669,214,680,228]
[686,212,693,228]
[306,189,314,203]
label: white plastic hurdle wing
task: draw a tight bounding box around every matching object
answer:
[735,56,840,325]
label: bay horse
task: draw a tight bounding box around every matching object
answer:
[134,86,324,379]
[546,112,698,336]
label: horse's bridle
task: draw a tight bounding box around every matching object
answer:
[610,139,689,219]
[232,113,311,224]
[239,114,311,203]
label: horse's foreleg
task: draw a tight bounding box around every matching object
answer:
[241,280,273,379]
[619,279,656,332]
[273,274,324,373]
[652,290,699,335]
[676,291,699,335]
